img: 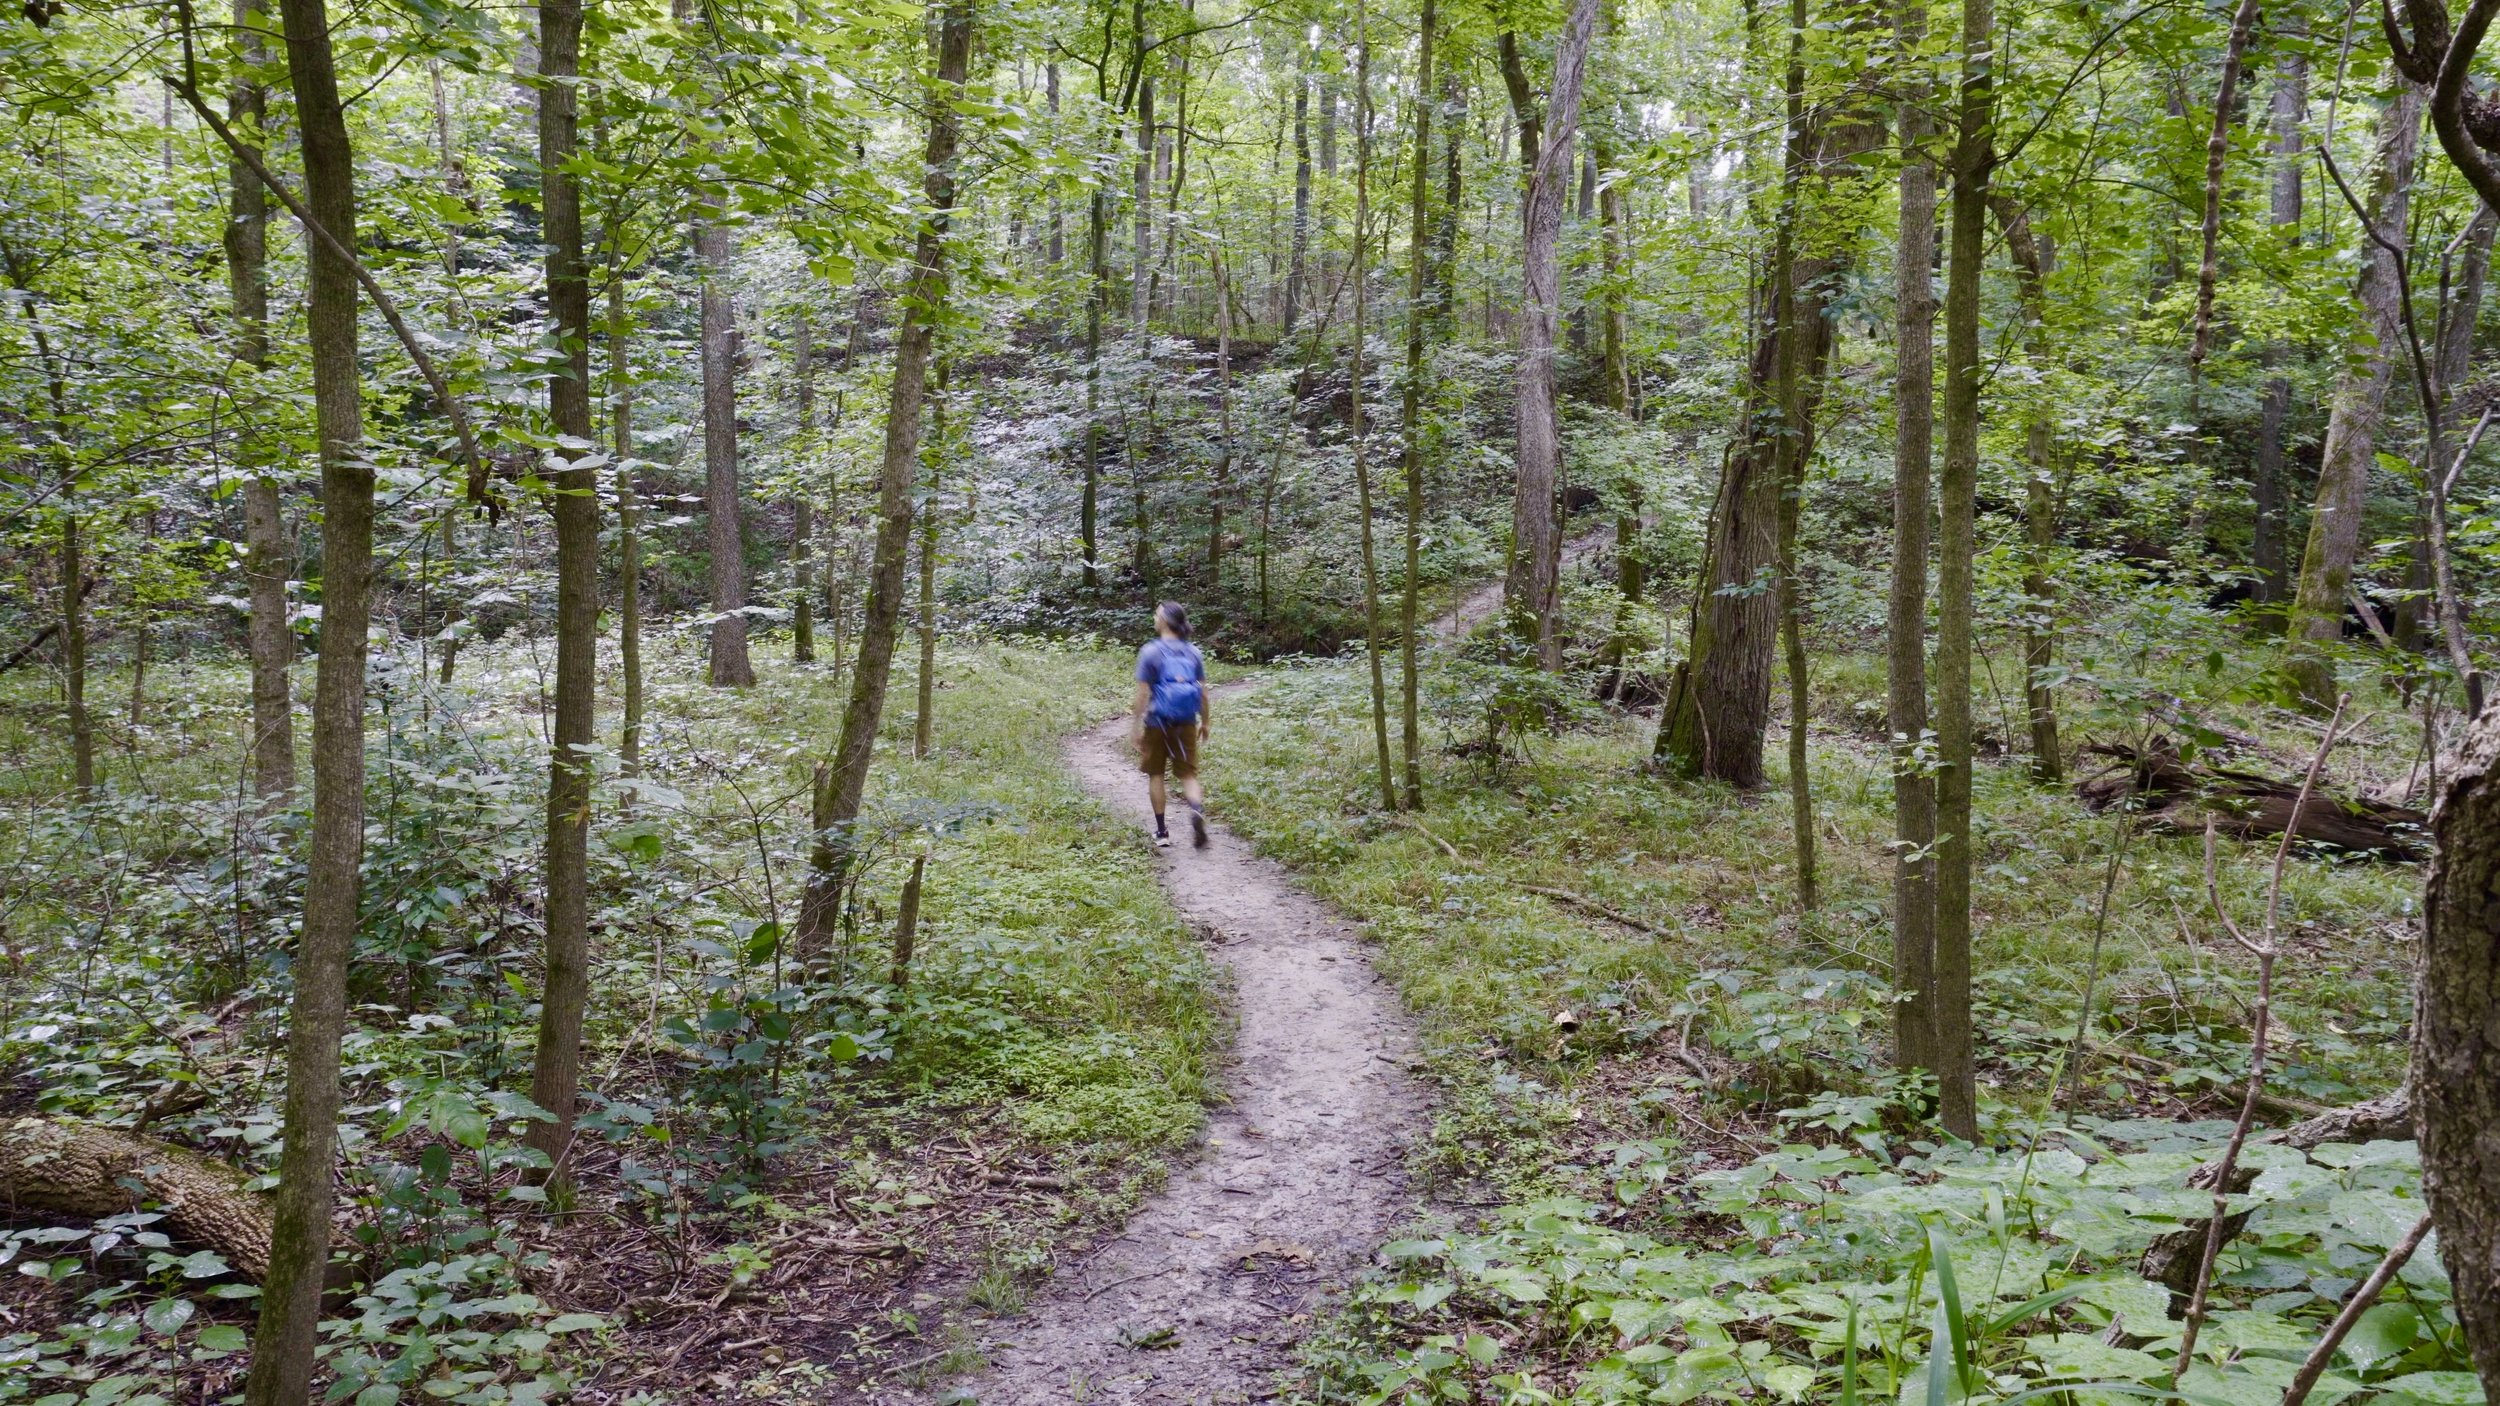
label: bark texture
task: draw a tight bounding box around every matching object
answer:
[1507,0,1602,670]
[245,0,366,1389]
[1399,0,1436,812]
[227,0,293,806]
[1996,199,2062,782]
[2286,80,2425,707]
[2418,711,2500,1396]
[525,0,598,1181]
[698,201,753,686]
[1889,0,1939,1076]
[796,0,973,958]
[2253,55,2306,607]
[0,1119,272,1280]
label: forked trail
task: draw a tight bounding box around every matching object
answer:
[910,701,1426,1403]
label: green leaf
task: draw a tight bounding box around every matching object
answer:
[142,1298,193,1336]
[195,1324,247,1352]
[1766,1362,1816,1401]
[2336,1302,2418,1368]
[545,1312,605,1333]
[2376,1373,2488,1405]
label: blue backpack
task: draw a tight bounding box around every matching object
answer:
[1144,641,1205,726]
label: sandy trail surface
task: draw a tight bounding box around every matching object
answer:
[917,703,1428,1404]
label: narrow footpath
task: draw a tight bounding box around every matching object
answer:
[916,701,1428,1403]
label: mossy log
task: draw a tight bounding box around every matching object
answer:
[0,1116,271,1280]
[2078,737,2426,858]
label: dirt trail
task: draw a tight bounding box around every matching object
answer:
[918,543,1620,1403]
[913,705,1428,1403]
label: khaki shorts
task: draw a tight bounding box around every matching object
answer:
[1138,720,1200,779]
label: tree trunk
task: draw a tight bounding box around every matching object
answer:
[2418,710,2500,1398]
[915,368,946,762]
[1047,65,1065,267]
[2187,0,2265,368]
[1890,0,1939,1078]
[1211,248,1234,587]
[1434,64,1464,330]
[795,0,973,959]
[793,313,816,664]
[244,0,366,1388]
[610,259,643,779]
[2252,54,2306,608]
[1772,0,1817,912]
[1655,15,1877,787]
[1507,0,1600,672]
[698,199,753,686]
[1351,1,1396,812]
[524,0,598,1184]
[1399,0,1437,812]
[227,0,293,806]
[1996,199,2062,782]
[60,514,92,796]
[1082,188,1107,587]
[1,1119,272,1281]
[1286,68,1312,334]
[2286,79,2425,709]
[1933,0,1995,1142]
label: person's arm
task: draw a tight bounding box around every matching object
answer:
[1132,678,1153,739]
[1197,655,1211,738]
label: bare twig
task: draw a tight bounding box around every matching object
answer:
[2278,1212,2434,1406]
[2174,695,2350,1383]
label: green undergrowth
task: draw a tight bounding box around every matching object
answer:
[0,632,1222,1399]
[1213,605,2455,1404]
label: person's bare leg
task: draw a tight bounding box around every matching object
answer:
[1148,774,1168,823]
[1182,777,1203,808]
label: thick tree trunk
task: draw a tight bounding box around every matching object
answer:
[227,0,293,807]
[1996,200,2062,783]
[793,313,816,664]
[245,0,367,1389]
[795,0,973,959]
[1933,0,1995,1142]
[1507,0,1601,671]
[1,1119,272,1280]
[698,205,753,686]
[1890,0,1939,1077]
[524,0,598,1183]
[2286,80,2425,708]
[2419,712,2500,1397]
[1399,0,1436,812]
[1656,28,1876,787]
[2253,55,2306,608]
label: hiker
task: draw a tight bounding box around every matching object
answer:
[1133,601,1210,849]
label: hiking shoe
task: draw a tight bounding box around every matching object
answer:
[1153,827,1173,849]
[1190,807,1208,848]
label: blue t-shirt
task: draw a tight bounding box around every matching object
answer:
[1137,639,1207,725]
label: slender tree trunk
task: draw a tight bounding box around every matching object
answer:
[610,262,642,778]
[793,313,816,664]
[796,0,973,958]
[697,191,753,685]
[1047,65,1065,268]
[243,0,366,1387]
[1082,189,1106,587]
[1934,0,1995,1142]
[1134,69,1155,341]
[2253,55,2306,608]
[1434,64,1464,329]
[1398,0,1436,812]
[1771,0,1817,912]
[2419,710,2500,1399]
[2188,0,2265,368]
[1508,0,1601,671]
[1286,69,1312,333]
[1210,247,1234,586]
[2286,80,2425,708]
[2407,207,2496,650]
[60,515,91,796]
[915,367,946,761]
[1996,199,2062,782]
[1351,2,1396,812]
[1889,0,1939,1078]
[523,0,598,1184]
[230,12,295,803]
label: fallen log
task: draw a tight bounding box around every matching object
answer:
[2139,1085,2414,1296]
[2077,737,2425,859]
[0,1116,272,1280]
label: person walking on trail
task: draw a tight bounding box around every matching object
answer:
[1133,602,1210,849]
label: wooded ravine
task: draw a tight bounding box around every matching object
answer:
[9,0,2500,1396]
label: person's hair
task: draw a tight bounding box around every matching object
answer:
[1156,601,1191,640]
